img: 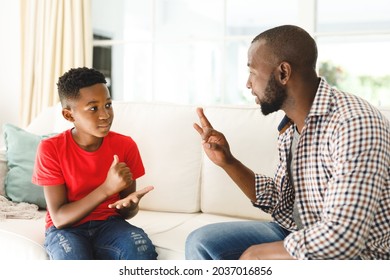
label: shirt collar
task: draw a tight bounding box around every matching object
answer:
[277,77,333,133]
[277,115,293,134]
[306,77,333,118]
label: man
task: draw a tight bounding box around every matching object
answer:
[185,25,390,260]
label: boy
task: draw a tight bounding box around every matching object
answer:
[32,67,157,260]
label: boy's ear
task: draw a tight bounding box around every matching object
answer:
[62,108,75,122]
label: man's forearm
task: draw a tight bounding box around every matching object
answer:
[222,157,256,202]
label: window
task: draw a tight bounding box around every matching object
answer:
[316,0,390,107]
[93,34,112,93]
[92,0,390,107]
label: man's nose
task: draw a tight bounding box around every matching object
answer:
[246,77,251,89]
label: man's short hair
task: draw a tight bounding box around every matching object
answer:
[57,67,107,108]
[252,25,318,70]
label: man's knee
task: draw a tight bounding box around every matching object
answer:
[185,226,215,260]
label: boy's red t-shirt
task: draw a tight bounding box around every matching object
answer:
[32,129,145,229]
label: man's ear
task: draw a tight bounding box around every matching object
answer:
[278,62,291,85]
[62,108,75,122]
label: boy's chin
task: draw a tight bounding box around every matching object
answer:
[96,127,111,137]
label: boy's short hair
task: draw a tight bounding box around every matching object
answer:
[57,67,107,108]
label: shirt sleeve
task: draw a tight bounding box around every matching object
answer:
[32,138,65,186]
[253,173,280,214]
[124,136,145,180]
[284,113,389,259]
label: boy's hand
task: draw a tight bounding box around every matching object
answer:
[103,155,133,196]
[193,107,234,167]
[108,185,154,209]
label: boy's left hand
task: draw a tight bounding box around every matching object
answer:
[108,185,154,209]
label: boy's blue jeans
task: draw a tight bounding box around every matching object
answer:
[185,221,290,260]
[45,216,157,260]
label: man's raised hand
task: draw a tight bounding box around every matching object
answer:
[193,107,233,167]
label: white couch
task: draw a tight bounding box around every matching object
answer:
[1,101,389,260]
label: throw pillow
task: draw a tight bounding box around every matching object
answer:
[3,123,53,209]
[0,150,6,196]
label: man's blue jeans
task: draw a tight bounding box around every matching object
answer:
[185,221,290,260]
[45,216,157,260]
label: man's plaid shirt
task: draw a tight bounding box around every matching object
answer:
[253,78,390,259]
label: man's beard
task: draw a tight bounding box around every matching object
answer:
[259,73,287,116]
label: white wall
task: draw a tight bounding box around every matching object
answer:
[0,0,21,146]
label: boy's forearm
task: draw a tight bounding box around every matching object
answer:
[48,186,110,229]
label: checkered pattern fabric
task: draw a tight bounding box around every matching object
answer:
[253,78,390,259]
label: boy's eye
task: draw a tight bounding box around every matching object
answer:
[90,106,98,111]
[105,103,112,109]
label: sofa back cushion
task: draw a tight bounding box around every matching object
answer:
[26,103,73,135]
[200,106,390,220]
[111,102,202,213]
[380,108,390,121]
[200,106,284,220]
[25,102,202,213]
[20,102,389,220]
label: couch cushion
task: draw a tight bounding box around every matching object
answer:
[111,102,202,213]
[25,103,72,135]
[131,210,258,260]
[200,106,284,220]
[130,210,199,259]
[379,107,390,121]
[0,230,48,260]
[24,101,203,213]
[0,211,47,260]
[2,124,53,209]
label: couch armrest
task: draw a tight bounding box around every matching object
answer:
[0,147,7,196]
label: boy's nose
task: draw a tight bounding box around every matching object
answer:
[99,109,110,119]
